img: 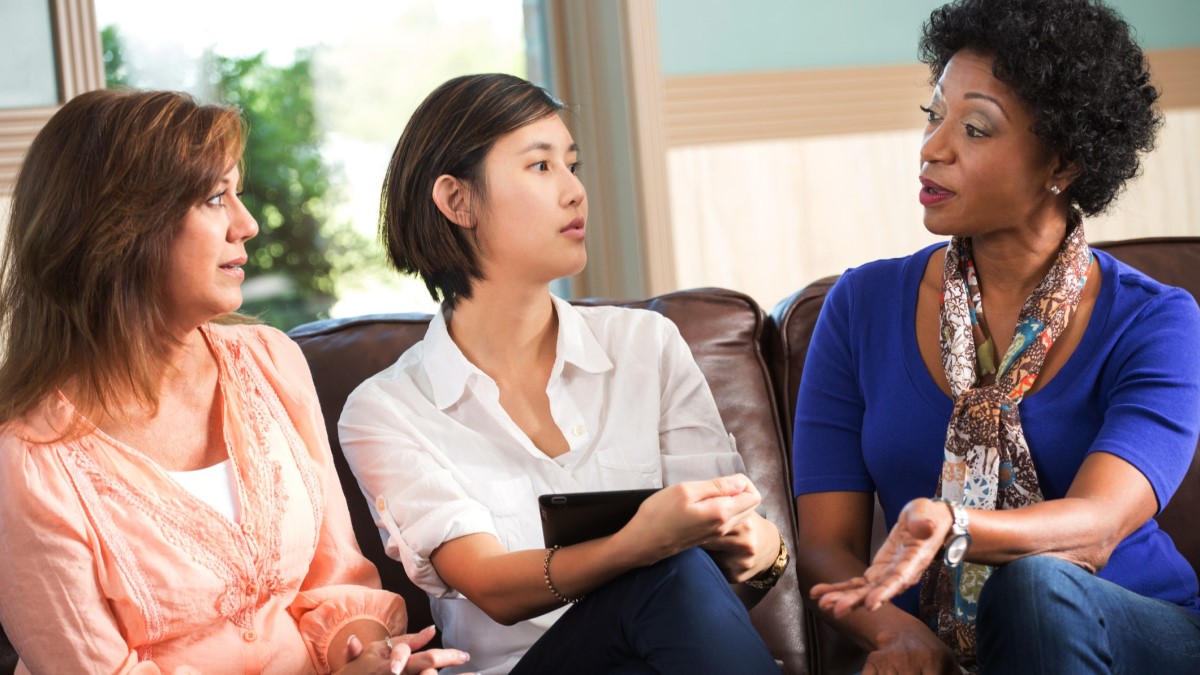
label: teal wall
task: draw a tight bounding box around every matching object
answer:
[658,0,1200,76]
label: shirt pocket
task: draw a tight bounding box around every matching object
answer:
[596,457,663,490]
[467,475,541,552]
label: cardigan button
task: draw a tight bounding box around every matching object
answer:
[242,630,257,642]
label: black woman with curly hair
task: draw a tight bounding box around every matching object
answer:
[793,0,1200,672]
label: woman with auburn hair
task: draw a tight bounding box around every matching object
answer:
[794,0,1200,673]
[338,73,786,674]
[0,89,469,675]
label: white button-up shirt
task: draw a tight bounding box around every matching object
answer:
[339,295,744,674]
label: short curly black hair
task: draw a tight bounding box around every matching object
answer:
[919,0,1161,216]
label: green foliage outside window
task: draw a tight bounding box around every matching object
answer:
[101,27,370,329]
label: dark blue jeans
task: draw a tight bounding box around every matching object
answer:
[510,547,781,674]
[977,555,1200,674]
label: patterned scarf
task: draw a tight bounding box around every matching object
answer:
[918,222,1092,669]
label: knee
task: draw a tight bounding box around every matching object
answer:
[619,547,730,606]
[977,555,1096,644]
[649,548,725,589]
[980,555,1088,612]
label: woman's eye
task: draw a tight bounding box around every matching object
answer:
[532,161,548,171]
[919,105,940,123]
[964,124,987,138]
[205,190,227,207]
[568,162,581,175]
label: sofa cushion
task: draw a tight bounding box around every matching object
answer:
[289,287,809,673]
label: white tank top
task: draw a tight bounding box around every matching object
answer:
[168,459,240,523]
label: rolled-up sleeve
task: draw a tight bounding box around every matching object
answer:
[339,380,499,598]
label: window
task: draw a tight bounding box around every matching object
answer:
[0,0,104,196]
[96,0,530,328]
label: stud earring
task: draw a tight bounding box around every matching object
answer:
[1050,185,1061,195]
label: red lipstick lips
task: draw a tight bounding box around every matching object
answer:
[919,177,955,207]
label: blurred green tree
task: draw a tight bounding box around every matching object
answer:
[100,25,130,87]
[208,50,341,328]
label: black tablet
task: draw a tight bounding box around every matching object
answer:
[538,488,660,548]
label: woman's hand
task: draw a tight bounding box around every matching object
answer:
[701,512,779,582]
[334,626,472,675]
[617,474,762,565]
[811,498,952,617]
[863,626,961,675]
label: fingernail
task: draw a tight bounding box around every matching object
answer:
[390,661,402,675]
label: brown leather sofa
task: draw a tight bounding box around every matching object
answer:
[288,236,1200,675]
[1,238,1196,675]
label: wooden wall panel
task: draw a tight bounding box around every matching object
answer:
[663,48,1200,147]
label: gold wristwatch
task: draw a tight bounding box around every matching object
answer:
[744,532,789,590]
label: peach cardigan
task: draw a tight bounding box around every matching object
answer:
[0,324,405,674]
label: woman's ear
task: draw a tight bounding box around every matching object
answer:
[1049,156,1082,193]
[432,175,474,228]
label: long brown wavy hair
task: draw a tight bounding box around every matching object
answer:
[0,89,245,429]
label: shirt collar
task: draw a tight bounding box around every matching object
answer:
[422,304,475,410]
[550,294,613,376]
[420,295,615,410]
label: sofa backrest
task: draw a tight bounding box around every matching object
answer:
[769,237,1200,674]
[288,287,810,674]
[769,276,869,675]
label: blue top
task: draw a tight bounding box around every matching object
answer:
[792,243,1200,617]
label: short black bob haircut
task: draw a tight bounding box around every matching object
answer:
[919,0,1161,216]
[380,73,565,307]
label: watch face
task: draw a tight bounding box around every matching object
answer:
[944,534,971,566]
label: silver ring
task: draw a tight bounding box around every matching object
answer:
[385,635,393,650]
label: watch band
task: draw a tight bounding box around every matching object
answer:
[744,532,789,590]
[937,498,972,567]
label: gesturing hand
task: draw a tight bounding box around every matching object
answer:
[811,498,952,617]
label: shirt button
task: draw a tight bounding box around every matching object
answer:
[242,630,257,642]
[376,496,387,512]
[241,523,255,535]
[571,425,585,437]
[246,583,257,597]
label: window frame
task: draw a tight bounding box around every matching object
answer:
[0,0,103,195]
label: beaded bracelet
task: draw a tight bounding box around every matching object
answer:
[542,545,585,604]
